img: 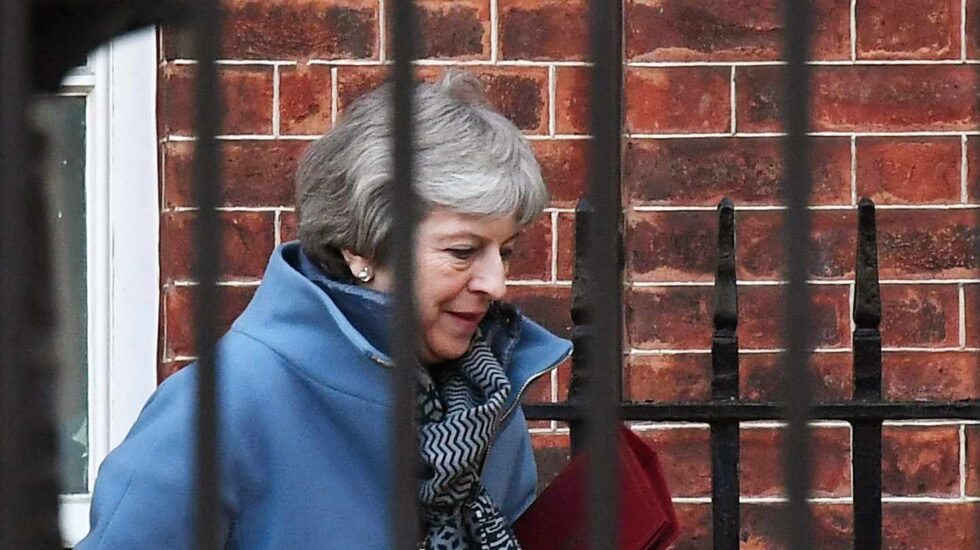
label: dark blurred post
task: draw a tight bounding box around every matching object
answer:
[781,0,815,548]
[389,0,421,547]
[584,0,624,548]
[190,0,224,547]
[0,0,63,547]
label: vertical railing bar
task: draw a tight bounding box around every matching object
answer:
[852,198,883,550]
[1,1,30,547]
[568,199,593,455]
[711,198,740,550]
[781,0,815,547]
[2,0,62,545]
[585,0,624,547]
[191,0,223,547]
[389,0,421,547]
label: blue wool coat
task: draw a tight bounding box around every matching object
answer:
[76,242,571,549]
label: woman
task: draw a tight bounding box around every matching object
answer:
[77,72,571,549]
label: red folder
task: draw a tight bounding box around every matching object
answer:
[513,425,680,550]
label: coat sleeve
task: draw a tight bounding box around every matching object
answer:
[74,366,238,549]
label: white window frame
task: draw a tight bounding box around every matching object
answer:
[56,28,159,547]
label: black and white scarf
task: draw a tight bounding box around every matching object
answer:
[416,335,522,550]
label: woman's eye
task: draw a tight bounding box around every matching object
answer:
[500,248,514,261]
[447,247,476,260]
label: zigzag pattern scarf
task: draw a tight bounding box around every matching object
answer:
[416,336,522,550]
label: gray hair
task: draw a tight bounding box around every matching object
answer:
[295,71,548,278]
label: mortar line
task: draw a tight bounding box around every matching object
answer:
[331,67,339,125]
[962,134,969,202]
[378,0,386,63]
[850,0,858,61]
[273,209,282,246]
[548,65,557,136]
[730,65,737,134]
[962,0,968,61]
[550,210,559,282]
[272,64,281,138]
[851,135,858,204]
[960,284,967,348]
[490,0,499,63]
[961,424,968,498]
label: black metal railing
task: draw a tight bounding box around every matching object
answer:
[2,1,978,549]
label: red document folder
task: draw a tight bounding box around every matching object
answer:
[513,425,680,550]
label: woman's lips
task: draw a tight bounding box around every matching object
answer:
[446,311,484,331]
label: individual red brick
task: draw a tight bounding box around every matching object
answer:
[279,64,332,135]
[624,137,851,206]
[392,0,489,60]
[163,284,258,359]
[467,67,549,134]
[336,66,549,133]
[532,140,588,206]
[737,65,980,132]
[670,503,710,550]
[163,141,306,208]
[857,138,961,204]
[876,210,979,280]
[634,427,711,497]
[498,0,588,61]
[857,0,960,60]
[740,351,852,402]
[334,66,388,113]
[968,425,980,496]
[626,285,850,350]
[161,64,274,136]
[506,285,572,338]
[883,352,980,401]
[163,0,378,60]
[554,66,590,134]
[279,210,298,243]
[741,286,851,349]
[625,67,731,134]
[555,212,575,281]
[737,210,856,281]
[741,503,853,548]
[967,285,979,347]
[740,426,851,497]
[883,503,980,549]
[627,286,711,350]
[880,284,960,347]
[970,0,980,58]
[626,0,850,61]
[882,425,960,497]
[967,136,980,203]
[507,214,552,281]
[624,354,711,402]
[160,211,276,282]
[530,432,570,492]
[627,211,715,282]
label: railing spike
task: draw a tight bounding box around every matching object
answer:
[713,198,738,333]
[854,198,882,330]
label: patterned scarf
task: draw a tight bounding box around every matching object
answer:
[416,335,523,550]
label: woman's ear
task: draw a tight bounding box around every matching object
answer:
[341,249,374,283]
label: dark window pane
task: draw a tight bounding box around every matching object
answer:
[34,95,88,494]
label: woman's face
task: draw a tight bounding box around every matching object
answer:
[373,208,519,363]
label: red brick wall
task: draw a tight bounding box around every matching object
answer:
[158,1,980,547]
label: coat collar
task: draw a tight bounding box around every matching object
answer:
[231,242,572,410]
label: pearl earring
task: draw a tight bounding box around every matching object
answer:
[356,266,374,283]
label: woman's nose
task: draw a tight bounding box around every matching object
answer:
[470,252,507,300]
